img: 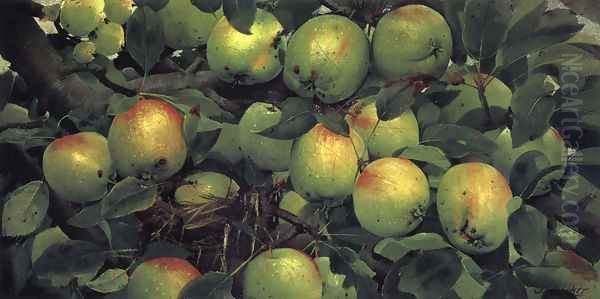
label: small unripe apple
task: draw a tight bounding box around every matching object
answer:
[353,157,431,237]
[127,257,201,299]
[108,98,187,181]
[372,5,452,80]
[283,15,370,103]
[157,0,221,49]
[104,0,133,24]
[238,102,293,171]
[439,73,512,131]
[484,126,567,195]
[72,41,96,64]
[346,98,419,158]
[243,248,322,299]
[289,123,367,201]
[207,9,283,85]
[278,191,313,224]
[43,132,113,203]
[174,171,239,205]
[207,123,243,165]
[437,163,513,255]
[93,21,125,57]
[59,0,104,37]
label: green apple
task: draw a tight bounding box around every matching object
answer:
[437,163,513,254]
[207,123,243,165]
[128,257,201,299]
[174,171,239,205]
[157,0,221,49]
[439,73,512,130]
[238,102,293,171]
[243,248,322,299]
[207,9,283,85]
[372,4,452,80]
[108,98,187,181]
[72,41,96,63]
[43,132,113,203]
[353,157,430,237]
[289,123,367,201]
[59,0,104,37]
[279,191,313,224]
[347,97,419,158]
[93,22,125,57]
[484,126,567,195]
[283,15,370,103]
[104,0,133,24]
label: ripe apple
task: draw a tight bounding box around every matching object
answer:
[439,73,512,130]
[207,9,283,85]
[43,132,113,203]
[128,257,201,299]
[108,98,187,181]
[289,123,367,201]
[59,0,104,37]
[372,5,452,80]
[157,0,221,49]
[174,171,239,205]
[238,102,293,171]
[484,126,567,195]
[283,15,370,103]
[353,158,430,237]
[346,98,419,158]
[243,248,322,299]
[437,162,513,254]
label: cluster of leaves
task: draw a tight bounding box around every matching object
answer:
[2,0,600,299]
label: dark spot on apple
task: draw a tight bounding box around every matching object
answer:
[97,169,103,178]
[293,65,300,74]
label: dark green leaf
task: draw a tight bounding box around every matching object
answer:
[398,145,451,170]
[98,220,113,249]
[256,97,316,139]
[422,124,498,158]
[85,269,128,294]
[126,6,165,74]
[222,0,256,34]
[67,203,103,228]
[483,272,527,299]
[6,239,33,294]
[31,227,70,264]
[191,0,223,13]
[463,0,512,71]
[509,150,552,197]
[108,216,142,251]
[396,249,462,299]
[179,272,234,299]
[529,44,600,80]
[314,110,349,137]
[0,69,16,110]
[190,129,222,165]
[376,81,415,121]
[0,128,53,147]
[106,94,138,116]
[510,73,558,147]
[327,246,379,299]
[33,240,106,287]
[101,177,158,219]
[416,102,441,129]
[353,75,384,99]
[560,0,600,24]
[143,241,191,260]
[442,0,468,64]
[577,147,600,166]
[2,181,49,237]
[170,89,236,123]
[508,205,548,265]
[134,0,169,11]
[374,233,451,262]
[272,0,320,30]
[503,0,546,55]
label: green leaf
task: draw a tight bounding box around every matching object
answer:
[191,0,223,13]
[396,249,462,299]
[2,181,49,237]
[560,0,600,24]
[272,0,320,31]
[510,73,558,147]
[143,241,191,260]
[503,0,546,55]
[560,173,599,204]
[577,147,600,166]
[170,89,236,123]
[108,216,142,251]
[179,272,234,299]
[106,94,138,116]
[442,0,468,64]
[422,124,498,158]
[6,239,34,294]
[33,240,106,287]
[327,246,379,299]
[0,128,53,147]
[222,0,256,34]
[98,220,113,249]
[31,226,70,264]
[508,205,548,265]
[462,0,512,71]
[498,8,583,68]
[134,0,169,11]
[189,129,222,165]
[483,272,527,299]
[86,269,129,294]
[398,145,451,170]
[315,257,358,299]
[416,102,441,129]
[183,108,202,145]
[126,6,165,75]
[374,233,451,262]
[256,97,316,139]
[376,81,415,121]
[67,203,103,228]
[509,150,553,197]
[101,177,158,219]
[507,196,523,216]
[314,110,349,137]
[529,44,600,80]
